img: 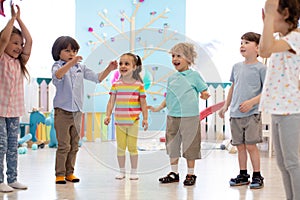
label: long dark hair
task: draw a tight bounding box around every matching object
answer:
[12,26,30,80]
[121,53,143,83]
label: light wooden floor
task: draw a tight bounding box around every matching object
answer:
[0,140,285,200]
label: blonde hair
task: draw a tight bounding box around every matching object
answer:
[170,42,197,65]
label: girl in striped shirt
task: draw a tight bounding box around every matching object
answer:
[104,53,148,180]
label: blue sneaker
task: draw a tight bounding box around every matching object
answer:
[229,174,250,186]
[250,176,264,189]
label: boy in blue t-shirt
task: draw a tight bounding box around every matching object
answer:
[149,42,210,186]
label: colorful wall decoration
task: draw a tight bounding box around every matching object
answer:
[75,0,223,131]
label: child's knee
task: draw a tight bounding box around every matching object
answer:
[117,148,126,156]
[128,146,138,155]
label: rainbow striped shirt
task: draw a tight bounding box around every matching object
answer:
[109,80,146,126]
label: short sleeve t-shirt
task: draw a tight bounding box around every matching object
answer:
[110,80,146,126]
[259,31,300,115]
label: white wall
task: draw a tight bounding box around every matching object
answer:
[0,0,75,78]
[186,0,265,81]
[0,0,265,80]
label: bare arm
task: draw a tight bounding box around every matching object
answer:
[98,60,118,82]
[259,0,291,58]
[104,94,116,125]
[140,97,148,131]
[0,5,17,56]
[147,99,166,112]
[239,94,261,113]
[15,5,32,64]
[218,83,234,118]
[55,56,82,79]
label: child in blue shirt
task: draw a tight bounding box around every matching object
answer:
[149,42,210,186]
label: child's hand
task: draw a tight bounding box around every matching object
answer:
[142,119,148,131]
[10,4,17,19]
[74,56,83,63]
[15,4,20,20]
[200,91,210,100]
[218,107,227,119]
[239,100,253,113]
[104,117,110,125]
[147,105,160,112]
[108,60,118,71]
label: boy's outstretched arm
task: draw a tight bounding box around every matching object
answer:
[98,60,118,82]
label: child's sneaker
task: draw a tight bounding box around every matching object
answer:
[250,176,264,189]
[229,174,250,186]
[129,174,139,180]
[8,181,27,190]
[56,176,66,184]
[0,183,13,193]
[115,173,126,180]
[159,172,179,183]
[66,174,80,183]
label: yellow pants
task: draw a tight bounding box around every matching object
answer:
[116,121,139,156]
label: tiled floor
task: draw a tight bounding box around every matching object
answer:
[0,140,285,200]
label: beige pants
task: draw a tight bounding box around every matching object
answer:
[54,108,81,177]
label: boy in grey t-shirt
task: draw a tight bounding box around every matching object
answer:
[218,32,266,189]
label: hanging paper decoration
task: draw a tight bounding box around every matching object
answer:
[102,9,108,16]
[88,27,93,32]
[0,0,5,17]
[152,66,158,71]
[136,37,141,42]
[150,11,157,16]
[87,40,93,46]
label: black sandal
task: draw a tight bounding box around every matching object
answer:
[183,174,197,186]
[159,172,179,183]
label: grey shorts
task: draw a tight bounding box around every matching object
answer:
[165,115,201,160]
[230,114,262,146]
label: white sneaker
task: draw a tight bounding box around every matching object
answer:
[129,174,139,180]
[8,181,28,190]
[0,183,13,193]
[115,173,125,180]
